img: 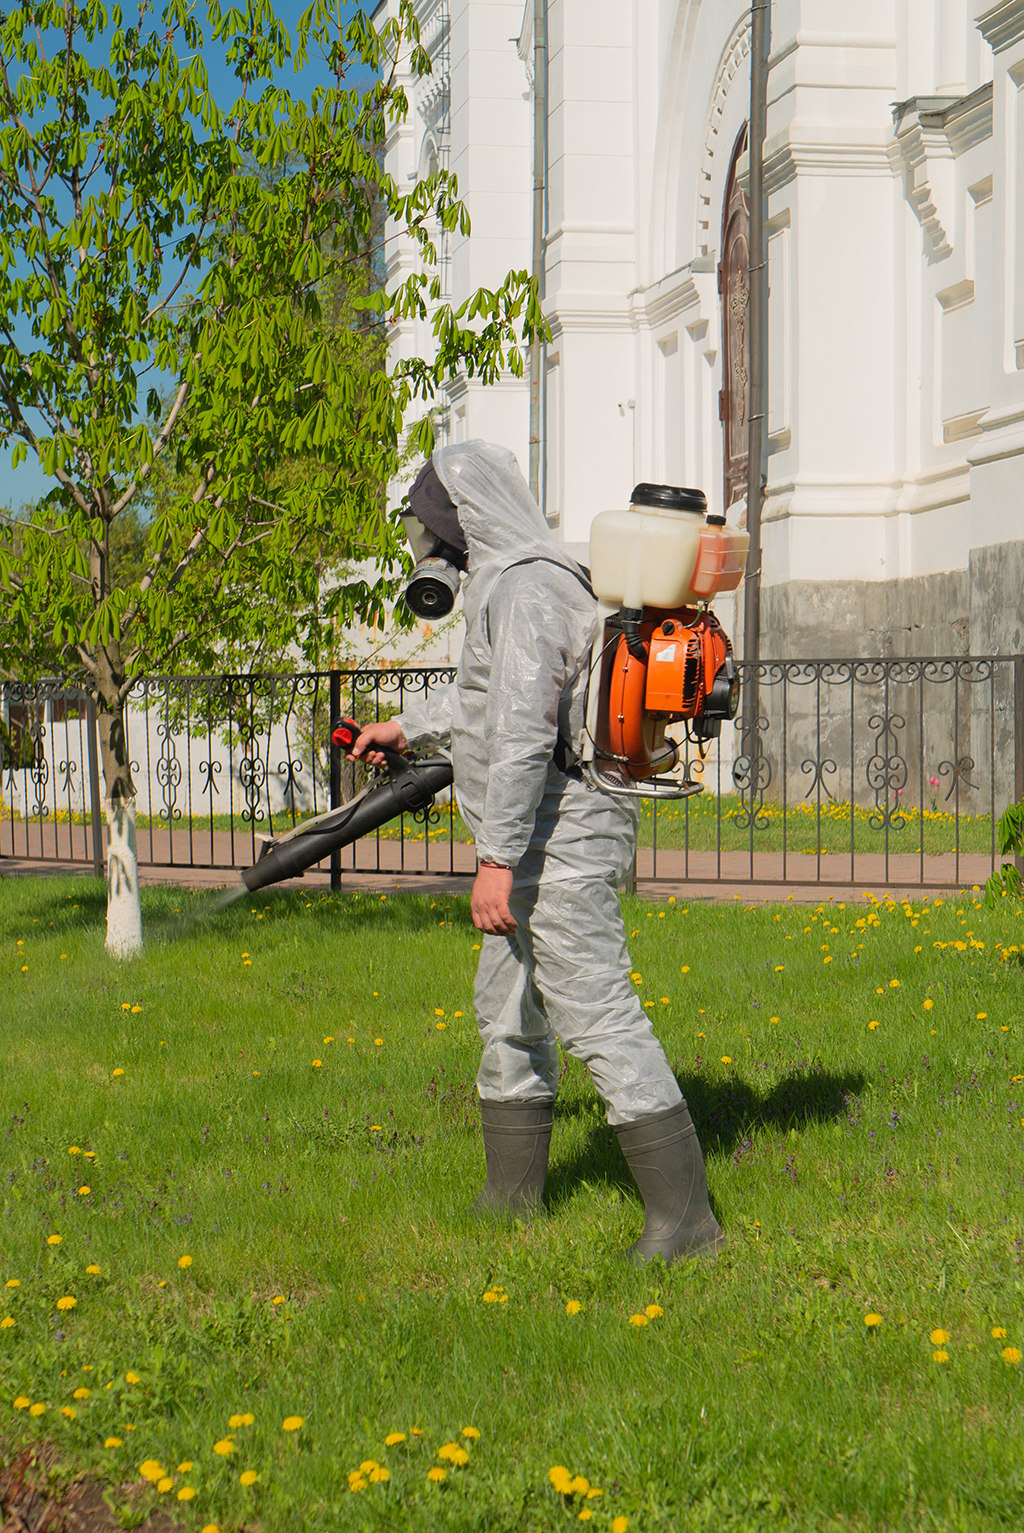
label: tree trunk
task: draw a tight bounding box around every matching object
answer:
[97,701,143,960]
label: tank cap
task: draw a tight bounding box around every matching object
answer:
[706,514,727,526]
[630,482,707,513]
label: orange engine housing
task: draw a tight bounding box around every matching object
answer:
[603,608,735,781]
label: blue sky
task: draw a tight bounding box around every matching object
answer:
[1,1,376,509]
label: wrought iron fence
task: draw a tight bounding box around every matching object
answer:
[2,656,1022,892]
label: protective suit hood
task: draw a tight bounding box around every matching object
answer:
[431,440,587,625]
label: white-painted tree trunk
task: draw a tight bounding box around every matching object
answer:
[105,796,143,960]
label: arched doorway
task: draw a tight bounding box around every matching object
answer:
[719,125,750,514]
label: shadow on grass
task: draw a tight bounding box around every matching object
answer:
[547,1066,866,1207]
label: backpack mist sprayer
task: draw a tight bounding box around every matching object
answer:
[580,483,749,800]
[239,719,453,893]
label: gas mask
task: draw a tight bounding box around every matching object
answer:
[399,463,468,618]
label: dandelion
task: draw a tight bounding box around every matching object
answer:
[323,1036,334,1044]
[578,1514,593,1524]
[104,1437,122,1449]
[565,1300,582,1315]
[868,1020,879,1030]
[77,1186,90,1196]
[681,965,690,974]
[312,1059,322,1068]
[112,1069,124,1078]
[85,1265,101,1275]
[628,1314,648,1327]
[13,1398,29,1410]
[570,1476,590,1494]
[427,1467,447,1482]
[72,1387,89,1399]
[282,1415,304,1432]
[645,1304,664,1319]
[370,1466,390,1482]
[774,965,784,972]
[177,1487,196,1500]
[139,1461,166,1482]
[436,1022,447,1030]
[720,1056,733,1065]
[125,1372,140,1384]
[213,1439,235,1456]
[56,1296,76,1311]
[68,1147,80,1156]
[0,1318,14,1329]
[157,1477,174,1493]
[177,1255,192,1269]
[454,1011,464,1018]
[60,1406,76,1420]
[47,1235,62,1246]
[992,1327,1008,1339]
[5,1280,19,1289]
[177,1462,193,1472]
[462,1426,481,1439]
[549,1466,574,1492]
[923,999,934,1010]
[482,1290,502,1303]
[612,1518,630,1533]
[933,1350,949,1363]
[385,1432,407,1446]
[930,1329,949,1345]
[1002,1346,1022,1365]
[272,1296,285,1305]
[374,1038,383,1047]
[29,1403,46,1417]
[239,1470,258,1486]
[889,979,900,988]
[864,1313,882,1328]
[977,1012,987,1020]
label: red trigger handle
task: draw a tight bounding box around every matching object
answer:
[330,717,361,751]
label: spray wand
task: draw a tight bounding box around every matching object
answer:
[239,718,453,893]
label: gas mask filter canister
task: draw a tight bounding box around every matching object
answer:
[400,501,466,619]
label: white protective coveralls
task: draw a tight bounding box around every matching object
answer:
[396,440,684,1126]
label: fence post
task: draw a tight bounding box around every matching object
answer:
[329,669,342,892]
[85,696,104,880]
[1015,656,1024,876]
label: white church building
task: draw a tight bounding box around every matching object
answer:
[376,0,1024,661]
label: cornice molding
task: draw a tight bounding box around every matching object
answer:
[763,131,893,194]
[975,0,1024,53]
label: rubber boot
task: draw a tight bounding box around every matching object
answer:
[470,1100,554,1219]
[615,1101,723,1263]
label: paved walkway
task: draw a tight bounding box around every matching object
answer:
[0,820,996,903]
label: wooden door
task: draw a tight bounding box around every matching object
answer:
[719,126,750,514]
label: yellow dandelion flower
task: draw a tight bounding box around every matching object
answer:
[933,1350,949,1363]
[434,1008,445,1016]
[628,1313,648,1327]
[85,1265,101,1275]
[578,1507,594,1519]
[923,999,934,1009]
[0,1318,14,1329]
[125,1372,140,1384]
[282,1415,304,1431]
[889,979,900,988]
[645,1304,664,1318]
[68,1147,80,1156]
[930,1329,950,1345]
[47,1235,62,1246]
[200,1524,219,1533]
[427,1467,447,1482]
[5,1280,19,1288]
[104,1437,122,1448]
[360,1460,379,1474]
[177,1487,196,1501]
[60,1406,76,1420]
[868,1021,879,1030]
[177,1462,193,1473]
[56,1296,76,1311]
[612,1518,630,1533]
[77,1186,90,1196]
[72,1387,89,1399]
[213,1439,235,1456]
[720,1056,733,1065]
[111,1069,124,1077]
[369,1466,390,1482]
[565,1300,582,1315]
[157,1477,173,1493]
[13,1397,30,1410]
[864,1313,882,1328]
[374,1038,383,1046]
[385,1432,407,1446]
[548,1466,573,1491]
[229,1413,246,1428]
[139,1460,165,1482]
[586,1488,604,1499]
[1002,1346,1022,1365]
[29,1403,46,1417]
[239,1470,258,1486]
[482,1291,501,1303]
[461,1426,481,1439]
[177,1255,192,1269]
[454,1011,464,1018]
[992,1327,1008,1339]
[239,1412,254,1425]
[570,1476,590,1494]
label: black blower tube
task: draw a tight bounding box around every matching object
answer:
[240,751,454,893]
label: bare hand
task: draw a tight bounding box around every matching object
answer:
[347,720,409,768]
[471,864,517,936]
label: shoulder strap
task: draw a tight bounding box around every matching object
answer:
[483,556,594,645]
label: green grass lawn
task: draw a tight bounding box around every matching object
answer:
[1,877,1024,1531]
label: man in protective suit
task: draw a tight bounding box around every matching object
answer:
[350,440,722,1264]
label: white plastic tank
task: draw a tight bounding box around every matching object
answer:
[589,484,748,608]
